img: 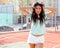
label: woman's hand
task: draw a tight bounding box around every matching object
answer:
[44,7,56,16]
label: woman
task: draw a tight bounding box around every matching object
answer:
[21,2,56,48]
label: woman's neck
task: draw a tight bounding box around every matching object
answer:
[38,15,40,18]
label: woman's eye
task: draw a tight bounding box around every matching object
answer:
[35,8,38,9]
[39,8,41,9]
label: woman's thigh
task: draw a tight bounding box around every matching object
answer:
[36,43,44,48]
[28,43,35,48]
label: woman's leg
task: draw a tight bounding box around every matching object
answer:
[28,43,35,48]
[37,43,44,48]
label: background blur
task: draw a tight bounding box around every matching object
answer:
[0,0,60,48]
[0,0,60,32]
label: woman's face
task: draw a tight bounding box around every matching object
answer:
[35,5,42,15]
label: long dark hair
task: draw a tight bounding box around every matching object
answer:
[31,2,45,25]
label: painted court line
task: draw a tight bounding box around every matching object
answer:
[0,33,27,40]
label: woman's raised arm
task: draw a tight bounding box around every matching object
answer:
[20,7,32,16]
[44,7,56,16]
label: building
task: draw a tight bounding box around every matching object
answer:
[0,0,10,4]
[45,0,60,27]
[0,0,14,25]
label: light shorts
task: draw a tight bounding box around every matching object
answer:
[27,33,44,44]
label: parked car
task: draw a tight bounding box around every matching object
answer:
[0,26,14,31]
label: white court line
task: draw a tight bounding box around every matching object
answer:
[52,44,60,48]
[0,34,26,40]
